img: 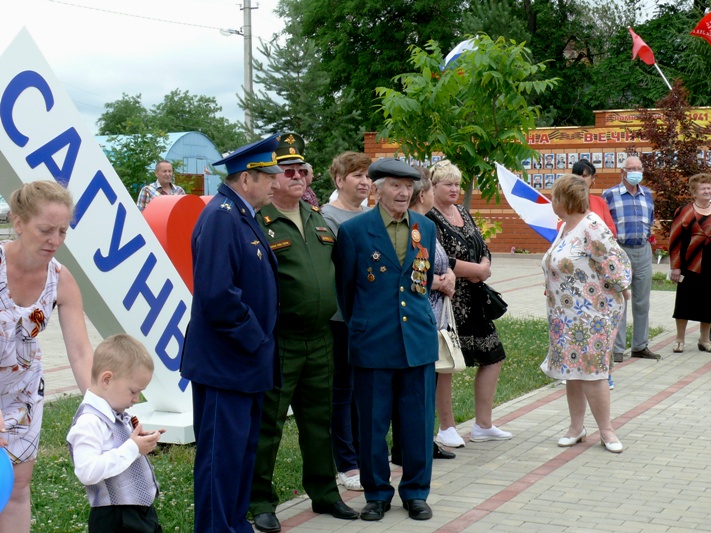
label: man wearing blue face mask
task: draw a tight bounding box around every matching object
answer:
[603,155,660,362]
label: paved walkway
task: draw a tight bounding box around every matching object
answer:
[42,254,711,532]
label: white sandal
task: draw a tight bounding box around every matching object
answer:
[337,472,363,491]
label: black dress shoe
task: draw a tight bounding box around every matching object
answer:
[434,443,456,459]
[631,347,661,360]
[253,512,281,533]
[360,500,391,521]
[312,499,359,520]
[403,499,433,520]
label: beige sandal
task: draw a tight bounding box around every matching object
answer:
[698,340,711,352]
[673,341,684,353]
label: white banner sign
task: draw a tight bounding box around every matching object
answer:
[0,29,193,441]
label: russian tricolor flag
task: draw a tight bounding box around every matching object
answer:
[443,39,477,69]
[495,162,559,243]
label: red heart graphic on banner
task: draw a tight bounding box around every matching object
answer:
[142,195,212,293]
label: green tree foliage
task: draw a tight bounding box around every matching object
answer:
[106,130,168,200]
[150,89,246,154]
[587,2,711,113]
[96,93,149,135]
[292,0,466,132]
[238,25,362,203]
[463,0,530,45]
[511,0,634,126]
[376,36,558,208]
[634,80,711,237]
[98,91,245,154]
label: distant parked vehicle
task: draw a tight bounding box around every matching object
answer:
[0,196,10,223]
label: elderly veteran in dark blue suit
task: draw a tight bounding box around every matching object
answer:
[334,158,439,522]
[181,134,281,533]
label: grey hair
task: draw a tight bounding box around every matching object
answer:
[373,177,387,190]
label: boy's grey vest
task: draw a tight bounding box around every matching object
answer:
[69,403,159,507]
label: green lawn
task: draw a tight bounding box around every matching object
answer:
[29,315,662,531]
[651,270,677,291]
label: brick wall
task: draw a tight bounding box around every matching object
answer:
[362,107,711,253]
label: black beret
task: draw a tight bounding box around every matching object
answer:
[368,158,422,181]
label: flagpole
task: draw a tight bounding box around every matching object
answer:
[654,63,673,90]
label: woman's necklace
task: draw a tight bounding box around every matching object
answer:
[444,206,458,221]
[694,200,711,209]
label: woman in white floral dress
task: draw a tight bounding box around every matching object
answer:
[542,175,631,453]
[0,181,93,532]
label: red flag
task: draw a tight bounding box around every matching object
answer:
[691,12,711,47]
[628,27,656,65]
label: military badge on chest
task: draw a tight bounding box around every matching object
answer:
[366,250,382,282]
[410,223,430,295]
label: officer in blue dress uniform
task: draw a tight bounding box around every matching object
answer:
[333,158,439,522]
[181,134,282,533]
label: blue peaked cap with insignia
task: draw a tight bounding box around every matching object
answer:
[214,133,283,175]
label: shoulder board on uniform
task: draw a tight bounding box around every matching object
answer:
[220,200,234,211]
[311,205,320,212]
[263,215,274,225]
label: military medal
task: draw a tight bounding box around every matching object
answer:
[371,251,381,261]
[410,222,430,295]
[367,267,375,282]
[380,266,387,273]
[257,249,263,260]
[268,229,275,238]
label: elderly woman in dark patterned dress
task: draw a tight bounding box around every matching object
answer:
[427,160,512,445]
[408,170,458,449]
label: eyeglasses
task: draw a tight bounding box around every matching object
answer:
[283,168,309,178]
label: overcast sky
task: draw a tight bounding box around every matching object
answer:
[1,0,284,134]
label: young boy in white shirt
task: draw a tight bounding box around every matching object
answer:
[67,334,165,533]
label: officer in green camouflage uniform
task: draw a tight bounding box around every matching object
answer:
[250,134,359,533]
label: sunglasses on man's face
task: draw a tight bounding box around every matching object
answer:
[283,168,309,178]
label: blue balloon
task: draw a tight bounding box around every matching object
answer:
[0,449,13,513]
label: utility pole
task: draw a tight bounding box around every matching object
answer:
[241,0,258,134]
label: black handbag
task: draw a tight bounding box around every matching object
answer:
[478,282,508,320]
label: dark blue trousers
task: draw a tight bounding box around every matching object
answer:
[330,320,359,473]
[354,364,435,503]
[192,384,263,533]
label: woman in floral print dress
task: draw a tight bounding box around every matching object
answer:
[542,175,631,453]
[0,181,93,532]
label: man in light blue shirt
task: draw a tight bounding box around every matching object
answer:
[602,155,660,362]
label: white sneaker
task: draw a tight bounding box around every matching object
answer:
[337,471,363,491]
[435,427,466,448]
[470,423,513,442]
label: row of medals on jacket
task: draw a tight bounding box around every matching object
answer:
[365,229,430,295]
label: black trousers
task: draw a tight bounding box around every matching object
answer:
[88,504,162,533]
